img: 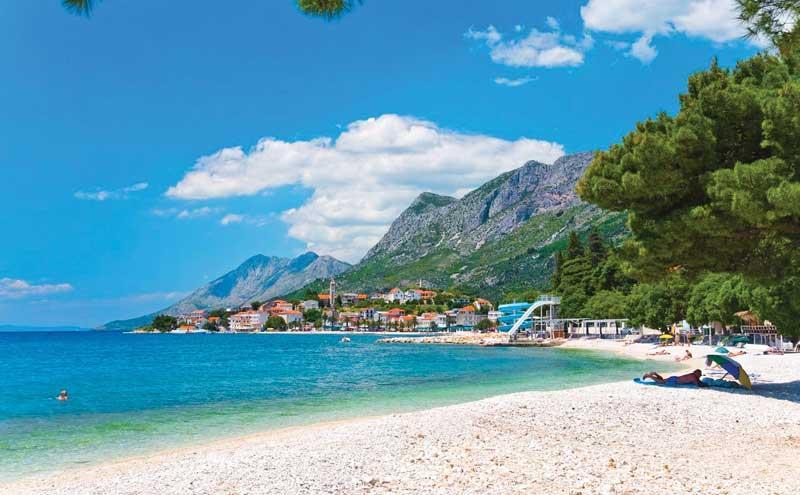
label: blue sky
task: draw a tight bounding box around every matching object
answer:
[1,0,760,326]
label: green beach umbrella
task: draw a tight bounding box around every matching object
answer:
[706,354,752,389]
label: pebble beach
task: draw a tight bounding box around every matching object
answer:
[5,341,800,495]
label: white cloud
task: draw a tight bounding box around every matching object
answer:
[494,76,538,87]
[630,33,658,63]
[466,21,592,68]
[75,182,148,201]
[153,206,221,219]
[167,114,564,262]
[219,214,270,227]
[465,24,502,45]
[0,278,73,299]
[176,207,218,219]
[605,39,631,51]
[581,0,752,62]
[220,213,244,225]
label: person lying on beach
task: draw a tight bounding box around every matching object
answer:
[728,350,746,357]
[57,389,68,401]
[675,350,693,362]
[642,370,708,387]
[647,349,670,356]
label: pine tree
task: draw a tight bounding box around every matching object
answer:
[551,251,564,289]
[587,229,606,266]
[565,232,584,260]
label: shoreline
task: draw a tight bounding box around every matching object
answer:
[5,340,799,494]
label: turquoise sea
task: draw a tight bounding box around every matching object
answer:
[0,332,673,481]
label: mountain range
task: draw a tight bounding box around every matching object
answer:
[286,152,626,299]
[104,151,626,330]
[102,252,350,330]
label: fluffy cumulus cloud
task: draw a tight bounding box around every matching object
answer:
[74,182,148,201]
[0,278,73,299]
[630,33,658,63]
[167,114,564,261]
[581,0,755,62]
[465,22,592,68]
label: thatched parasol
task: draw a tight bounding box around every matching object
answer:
[734,310,760,325]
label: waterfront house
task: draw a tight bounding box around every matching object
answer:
[416,312,439,330]
[383,307,406,323]
[359,308,378,321]
[276,309,302,325]
[455,306,478,328]
[229,310,267,332]
[179,309,208,328]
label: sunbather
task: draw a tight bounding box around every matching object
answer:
[647,349,670,356]
[642,370,708,387]
[674,350,693,362]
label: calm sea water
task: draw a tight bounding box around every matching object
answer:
[0,332,671,480]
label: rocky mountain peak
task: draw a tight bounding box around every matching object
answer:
[362,152,595,263]
[102,251,350,330]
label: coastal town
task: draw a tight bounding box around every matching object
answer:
[139,279,501,334]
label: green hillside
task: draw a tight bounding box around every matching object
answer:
[286,206,628,301]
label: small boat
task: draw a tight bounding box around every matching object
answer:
[340,337,351,343]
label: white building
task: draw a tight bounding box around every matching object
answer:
[487,310,503,322]
[383,288,403,303]
[229,311,266,332]
[277,310,303,325]
[300,300,319,311]
[359,308,378,321]
[403,290,422,303]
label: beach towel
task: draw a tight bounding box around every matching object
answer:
[633,377,742,389]
[633,377,689,387]
[700,377,741,389]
